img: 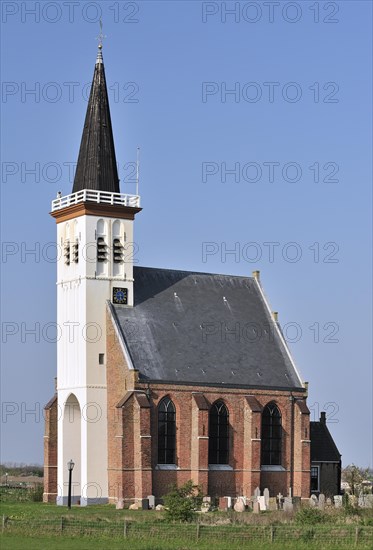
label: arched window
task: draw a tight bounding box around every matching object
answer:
[158,397,176,464]
[261,403,282,465]
[208,401,229,464]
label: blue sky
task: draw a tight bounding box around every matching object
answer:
[1,1,372,468]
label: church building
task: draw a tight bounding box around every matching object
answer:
[43,44,339,506]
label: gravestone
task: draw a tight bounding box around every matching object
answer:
[147,495,155,509]
[254,487,261,498]
[268,497,278,511]
[142,498,149,510]
[358,494,373,508]
[334,495,342,508]
[293,497,301,511]
[258,496,267,511]
[277,493,284,510]
[201,501,210,513]
[264,488,270,507]
[283,497,294,512]
[129,502,139,510]
[234,499,245,513]
[226,496,233,509]
[218,497,227,511]
[116,498,124,510]
[309,494,318,507]
[155,504,164,511]
[253,500,260,514]
[326,497,332,507]
[318,494,325,510]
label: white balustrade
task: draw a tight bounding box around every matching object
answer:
[51,190,141,211]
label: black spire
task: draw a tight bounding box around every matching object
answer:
[72,46,120,194]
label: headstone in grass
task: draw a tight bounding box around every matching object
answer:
[318,494,325,510]
[283,497,294,512]
[129,502,139,510]
[201,501,211,513]
[264,488,270,507]
[116,498,124,510]
[309,494,318,507]
[277,493,284,509]
[155,504,164,511]
[334,495,342,508]
[258,496,267,511]
[293,497,301,511]
[147,495,155,509]
[358,494,373,508]
[326,497,332,507]
[254,487,261,498]
[234,498,245,512]
[268,497,277,511]
[218,497,227,511]
[253,500,260,514]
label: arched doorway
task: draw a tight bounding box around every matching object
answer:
[63,394,81,503]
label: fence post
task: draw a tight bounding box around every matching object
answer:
[354,527,359,547]
[2,515,8,532]
[196,523,200,540]
[124,520,128,538]
[60,517,64,532]
[270,525,274,543]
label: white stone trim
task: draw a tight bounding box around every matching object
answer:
[261,465,286,472]
[253,276,304,388]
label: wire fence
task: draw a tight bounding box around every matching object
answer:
[2,516,373,547]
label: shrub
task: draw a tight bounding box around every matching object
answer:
[29,484,44,502]
[295,507,327,525]
[163,480,203,522]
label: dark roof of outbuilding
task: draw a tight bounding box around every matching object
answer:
[110,266,304,391]
[72,49,120,194]
[310,418,341,462]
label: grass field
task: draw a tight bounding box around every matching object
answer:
[1,533,364,550]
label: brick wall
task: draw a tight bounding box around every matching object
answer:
[105,308,311,502]
[43,395,58,503]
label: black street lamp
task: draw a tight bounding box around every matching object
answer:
[67,459,75,509]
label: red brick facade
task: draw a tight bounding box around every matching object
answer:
[105,311,311,503]
[43,395,58,503]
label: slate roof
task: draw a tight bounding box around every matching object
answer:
[111,267,305,391]
[310,418,341,462]
[72,50,120,194]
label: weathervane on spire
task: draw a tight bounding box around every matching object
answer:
[96,19,106,50]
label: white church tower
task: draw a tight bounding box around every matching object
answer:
[50,43,141,505]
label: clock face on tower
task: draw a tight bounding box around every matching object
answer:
[112,287,128,305]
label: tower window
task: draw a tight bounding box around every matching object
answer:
[99,353,105,365]
[113,238,123,263]
[64,240,70,265]
[208,401,229,465]
[72,239,79,263]
[158,397,176,464]
[97,237,107,262]
[261,403,282,466]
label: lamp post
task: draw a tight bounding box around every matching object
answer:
[67,459,75,509]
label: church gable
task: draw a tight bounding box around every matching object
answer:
[111,266,304,391]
